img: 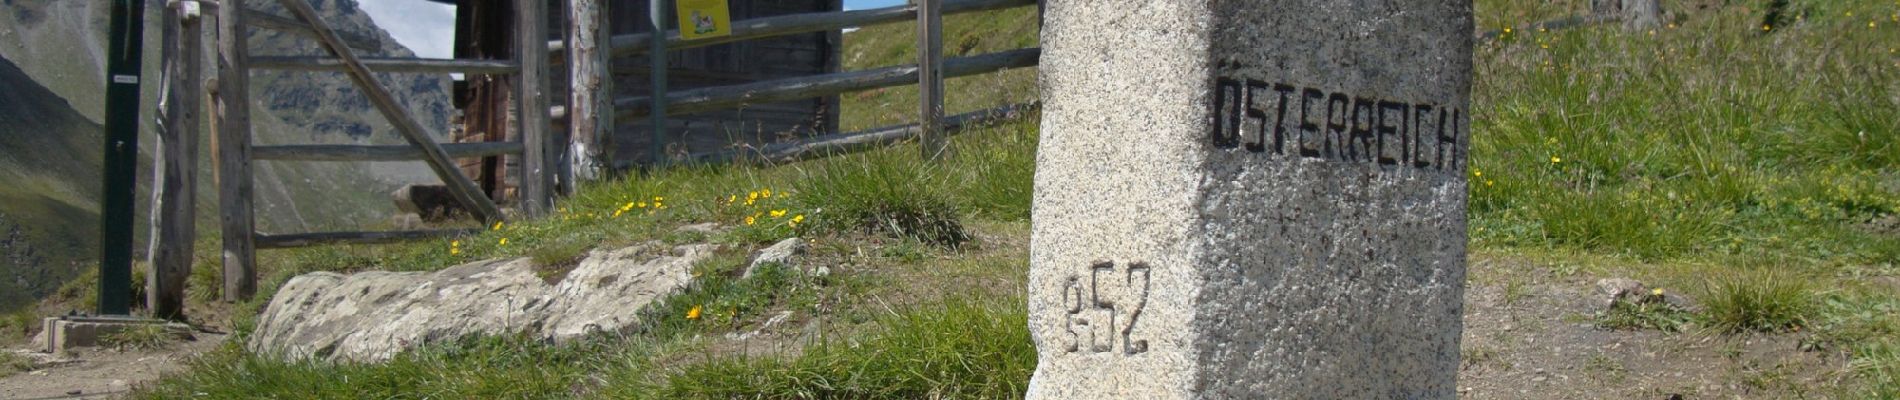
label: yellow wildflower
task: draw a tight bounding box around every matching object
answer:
[727,194,737,203]
[745,216,756,225]
[761,188,773,198]
[1762,24,1772,31]
[790,214,805,227]
[498,237,508,246]
[492,221,504,231]
[653,196,665,202]
[1484,180,1494,187]
[1503,27,1512,34]
[686,305,702,320]
[613,209,624,218]
[1550,156,1562,164]
[637,202,648,208]
[1473,169,1482,177]
[1651,288,1664,296]
[770,209,787,218]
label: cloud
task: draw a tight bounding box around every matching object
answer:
[356,0,456,59]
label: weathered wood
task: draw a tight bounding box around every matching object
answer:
[690,102,1036,165]
[646,0,669,166]
[148,0,203,320]
[549,0,1035,60]
[277,0,505,223]
[255,229,479,249]
[216,0,257,302]
[612,48,1039,122]
[917,0,946,161]
[253,142,524,161]
[565,0,610,188]
[516,0,553,216]
[242,8,379,51]
[249,56,517,74]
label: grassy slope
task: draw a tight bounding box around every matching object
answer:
[131,0,1900,398]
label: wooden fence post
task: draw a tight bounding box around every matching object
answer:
[518,0,553,216]
[149,0,203,319]
[649,0,669,167]
[917,0,946,161]
[567,0,611,186]
[215,0,257,302]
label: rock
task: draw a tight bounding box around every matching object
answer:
[744,238,806,279]
[811,265,831,278]
[248,242,715,362]
[674,222,724,235]
[1027,0,1473,397]
[1596,277,1649,308]
[1591,0,1664,30]
[724,311,794,341]
[1595,277,1696,311]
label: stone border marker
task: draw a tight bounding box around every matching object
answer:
[1027,0,1473,398]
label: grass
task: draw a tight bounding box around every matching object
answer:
[99,324,179,351]
[609,297,1034,399]
[0,351,28,379]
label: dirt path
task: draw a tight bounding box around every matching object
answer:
[1457,256,1848,399]
[0,332,225,400]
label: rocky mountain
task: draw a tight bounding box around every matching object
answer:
[0,0,459,312]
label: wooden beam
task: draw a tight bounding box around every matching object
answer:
[612,48,1039,122]
[564,0,610,190]
[276,0,505,224]
[253,142,524,161]
[917,0,946,161]
[688,103,1035,166]
[148,0,203,320]
[549,0,1035,60]
[216,0,258,302]
[243,8,379,51]
[255,229,478,249]
[516,0,553,217]
[249,56,517,74]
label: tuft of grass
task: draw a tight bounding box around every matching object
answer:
[3,309,37,339]
[0,351,29,379]
[1700,270,1818,333]
[617,296,1034,399]
[793,150,969,246]
[1850,342,1900,398]
[99,324,178,351]
[1597,298,1693,332]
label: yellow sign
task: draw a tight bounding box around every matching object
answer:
[675,0,731,40]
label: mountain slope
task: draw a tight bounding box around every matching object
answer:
[0,53,104,311]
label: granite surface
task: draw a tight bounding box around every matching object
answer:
[1027,0,1473,398]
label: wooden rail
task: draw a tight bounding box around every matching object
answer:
[250,56,518,74]
[688,102,1037,165]
[253,142,524,161]
[243,8,379,51]
[256,229,479,249]
[547,0,1034,60]
[606,48,1038,121]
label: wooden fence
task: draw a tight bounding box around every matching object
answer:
[147,0,1042,315]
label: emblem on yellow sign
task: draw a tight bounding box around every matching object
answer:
[675,0,731,40]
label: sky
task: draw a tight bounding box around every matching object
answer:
[357,0,907,60]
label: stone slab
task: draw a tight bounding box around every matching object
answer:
[248,242,713,362]
[1027,0,1472,398]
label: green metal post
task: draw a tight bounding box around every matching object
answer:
[649,0,668,167]
[100,0,147,316]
